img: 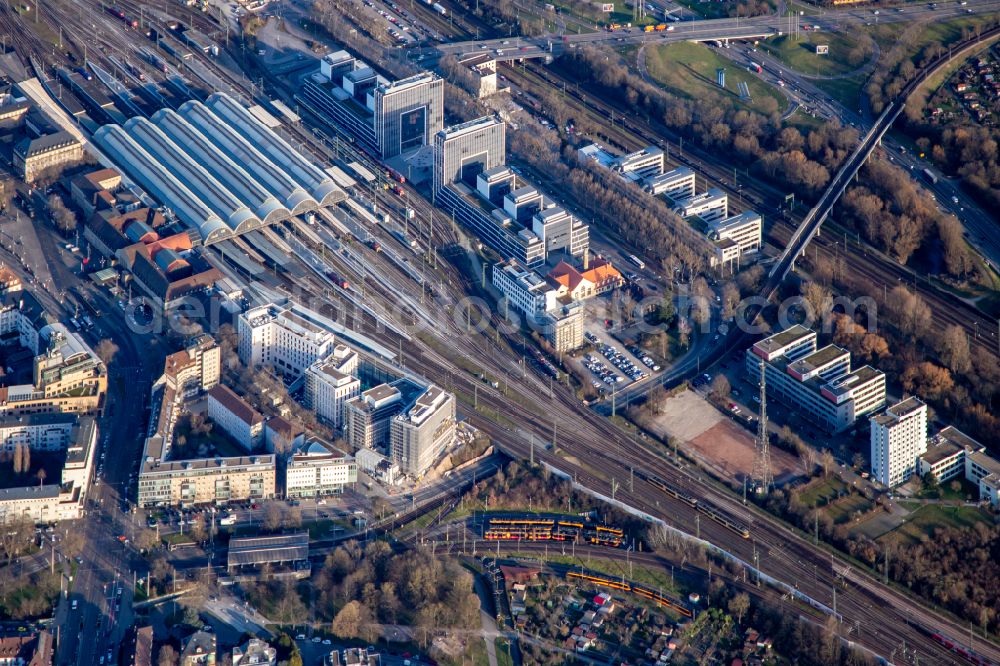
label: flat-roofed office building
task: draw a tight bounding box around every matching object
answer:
[746,326,886,433]
[390,385,456,476]
[433,116,506,194]
[374,73,444,158]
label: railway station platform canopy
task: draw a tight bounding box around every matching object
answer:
[227,532,310,570]
[94,93,345,245]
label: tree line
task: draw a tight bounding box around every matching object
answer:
[557,46,859,198]
[837,159,976,281]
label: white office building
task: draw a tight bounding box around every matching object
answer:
[870,397,928,487]
[747,326,886,433]
[613,146,664,182]
[492,260,557,317]
[532,206,590,259]
[646,166,696,200]
[285,439,358,498]
[673,188,728,222]
[707,211,762,267]
[390,385,456,476]
[238,301,337,378]
[303,344,361,430]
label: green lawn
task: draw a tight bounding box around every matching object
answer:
[798,476,849,507]
[468,637,490,666]
[508,551,683,597]
[761,32,872,77]
[880,504,994,546]
[644,41,787,117]
[917,477,980,502]
[825,494,873,525]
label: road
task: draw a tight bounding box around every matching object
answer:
[0,205,167,666]
[429,0,1000,59]
[7,1,993,662]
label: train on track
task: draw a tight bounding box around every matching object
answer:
[638,472,751,539]
[484,517,625,547]
[567,572,693,618]
[909,623,997,666]
[105,5,139,29]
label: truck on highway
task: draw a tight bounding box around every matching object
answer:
[923,167,939,184]
[749,61,762,73]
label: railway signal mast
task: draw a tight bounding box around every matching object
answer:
[752,359,773,493]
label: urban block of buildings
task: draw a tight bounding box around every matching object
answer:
[434,116,589,268]
[578,143,761,268]
[0,292,105,524]
[303,50,444,158]
[78,173,225,313]
[747,325,886,433]
[343,377,457,477]
[137,335,277,508]
[867,396,1000,504]
[94,93,345,246]
[491,260,584,353]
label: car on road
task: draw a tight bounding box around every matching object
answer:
[71,600,78,610]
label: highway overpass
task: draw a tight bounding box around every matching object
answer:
[430,0,1000,60]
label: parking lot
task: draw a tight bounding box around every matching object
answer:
[579,330,660,393]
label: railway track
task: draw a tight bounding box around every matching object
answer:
[0,3,988,658]
[504,53,999,359]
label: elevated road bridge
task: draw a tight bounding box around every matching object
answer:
[427,0,1000,61]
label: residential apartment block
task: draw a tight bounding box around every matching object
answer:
[136,448,276,508]
[207,385,265,451]
[746,326,886,433]
[138,338,276,508]
[870,397,928,487]
[163,334,221,398]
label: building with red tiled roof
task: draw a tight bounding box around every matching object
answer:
[117,233,223,313]
[579,257,623,294]
[547,261,594,301]
[208,385,264,451]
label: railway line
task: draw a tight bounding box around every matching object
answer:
[505,59,1000,360]
[0,0,993,660]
